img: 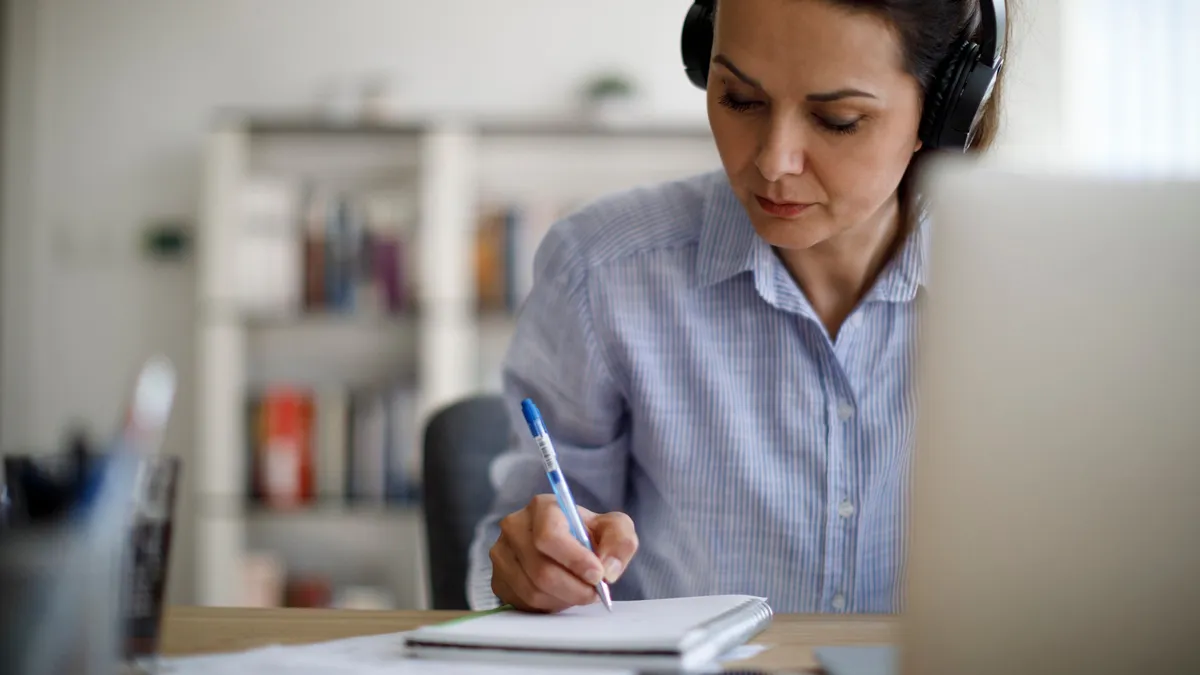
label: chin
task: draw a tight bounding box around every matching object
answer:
[746,206,840,251]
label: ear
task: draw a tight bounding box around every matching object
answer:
[914,138,924,153]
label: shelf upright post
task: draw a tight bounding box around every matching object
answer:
[195,121,251,606]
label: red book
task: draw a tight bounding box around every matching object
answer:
[255,388,315,509]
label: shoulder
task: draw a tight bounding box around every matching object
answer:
[533,169,726,283]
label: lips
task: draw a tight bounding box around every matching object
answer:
[755,194,813,218]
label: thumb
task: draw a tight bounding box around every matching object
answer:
[587,511,639,583]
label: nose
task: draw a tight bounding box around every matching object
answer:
[755,112,805,182]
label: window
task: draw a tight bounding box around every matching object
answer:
[1063,0,1200,176]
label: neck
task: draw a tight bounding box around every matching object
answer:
[776,196,904,338]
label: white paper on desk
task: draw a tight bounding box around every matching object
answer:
[721,643,770,662]
[157,631,633,675]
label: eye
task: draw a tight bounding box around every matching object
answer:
[718,92,763,113]
[816,115,863,135]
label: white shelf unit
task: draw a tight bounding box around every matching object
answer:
[194,115,720,608]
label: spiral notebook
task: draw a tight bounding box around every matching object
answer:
[403,594,773,670]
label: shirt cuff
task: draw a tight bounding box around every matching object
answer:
[466,523,503,610]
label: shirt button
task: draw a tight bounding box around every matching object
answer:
[838,500,856,518]
[831,593,847,610]
[837,402,855,421]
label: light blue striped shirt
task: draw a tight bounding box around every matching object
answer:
[467,168,926,614]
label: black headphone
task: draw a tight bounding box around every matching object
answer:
[681,0,1007,152]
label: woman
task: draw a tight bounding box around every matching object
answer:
[468,0,1011,614]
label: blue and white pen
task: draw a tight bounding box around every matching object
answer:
[521,398,614,612]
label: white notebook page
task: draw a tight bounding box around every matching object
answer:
[413,595,764,652]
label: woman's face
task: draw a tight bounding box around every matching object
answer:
[708,0,925,250]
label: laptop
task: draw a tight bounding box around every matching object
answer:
[861,158,1200,675]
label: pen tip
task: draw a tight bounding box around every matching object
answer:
[597,581,613,612]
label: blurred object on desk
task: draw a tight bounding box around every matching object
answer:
[0,456,139,675]
[124,453,183,663]
[241,550,286,608]
[1,356,180,675]
[285,573,334,608]
[335,585,397,610]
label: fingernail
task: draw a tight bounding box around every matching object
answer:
[603,557,624,582]
[583,567,603,585]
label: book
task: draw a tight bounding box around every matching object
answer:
[251,388,315,509]
[314,385,349,502]
[347,388,387,503]
[402,594,773,671]
[345,381,420,505]
[246,380,419,510]
[473,199,565,315]
[383,386,420,502]
[300,185,417,316]
[238,177,302,315]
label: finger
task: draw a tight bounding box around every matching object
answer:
[495,500,594,610]
[494,570,567,614]
[530,499,605,585]
[490,539,569,613]
[512,528,599,607]
[590,511,639,582]
[493,566,565,613]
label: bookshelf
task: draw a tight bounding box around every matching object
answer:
[194,114,720,608]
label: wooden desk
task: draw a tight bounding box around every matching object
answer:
[159,606,896,672]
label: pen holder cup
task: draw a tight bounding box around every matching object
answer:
[0,523,89,675]
[0,452,182,675]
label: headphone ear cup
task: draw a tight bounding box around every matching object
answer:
[919,41,978,150]
[681,1,715,90]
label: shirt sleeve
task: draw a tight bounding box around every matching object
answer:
[465,215,630,610]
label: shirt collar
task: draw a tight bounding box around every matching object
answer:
[695,171,772,289]
[862,202,931,303]
[696,171,931,305]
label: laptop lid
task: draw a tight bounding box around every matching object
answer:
[904,159,1200,675]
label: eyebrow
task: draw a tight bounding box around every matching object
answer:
[712,54,763,90]
[712,54,878,102]
[806,88,877,102]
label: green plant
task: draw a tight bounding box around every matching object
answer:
[584,73,636,101]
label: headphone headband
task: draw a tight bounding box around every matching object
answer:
[978,0,1006,68]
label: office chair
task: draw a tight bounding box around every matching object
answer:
[421,394,512,610]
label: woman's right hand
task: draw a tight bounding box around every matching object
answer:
[489,493,639,613]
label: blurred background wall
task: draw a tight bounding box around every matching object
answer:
[1,0,725,607]
[0,0,711,466]
[2,0,1190,609]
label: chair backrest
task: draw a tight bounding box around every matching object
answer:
[421,394,511,610]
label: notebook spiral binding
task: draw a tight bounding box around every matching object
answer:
[680,597,774,657]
